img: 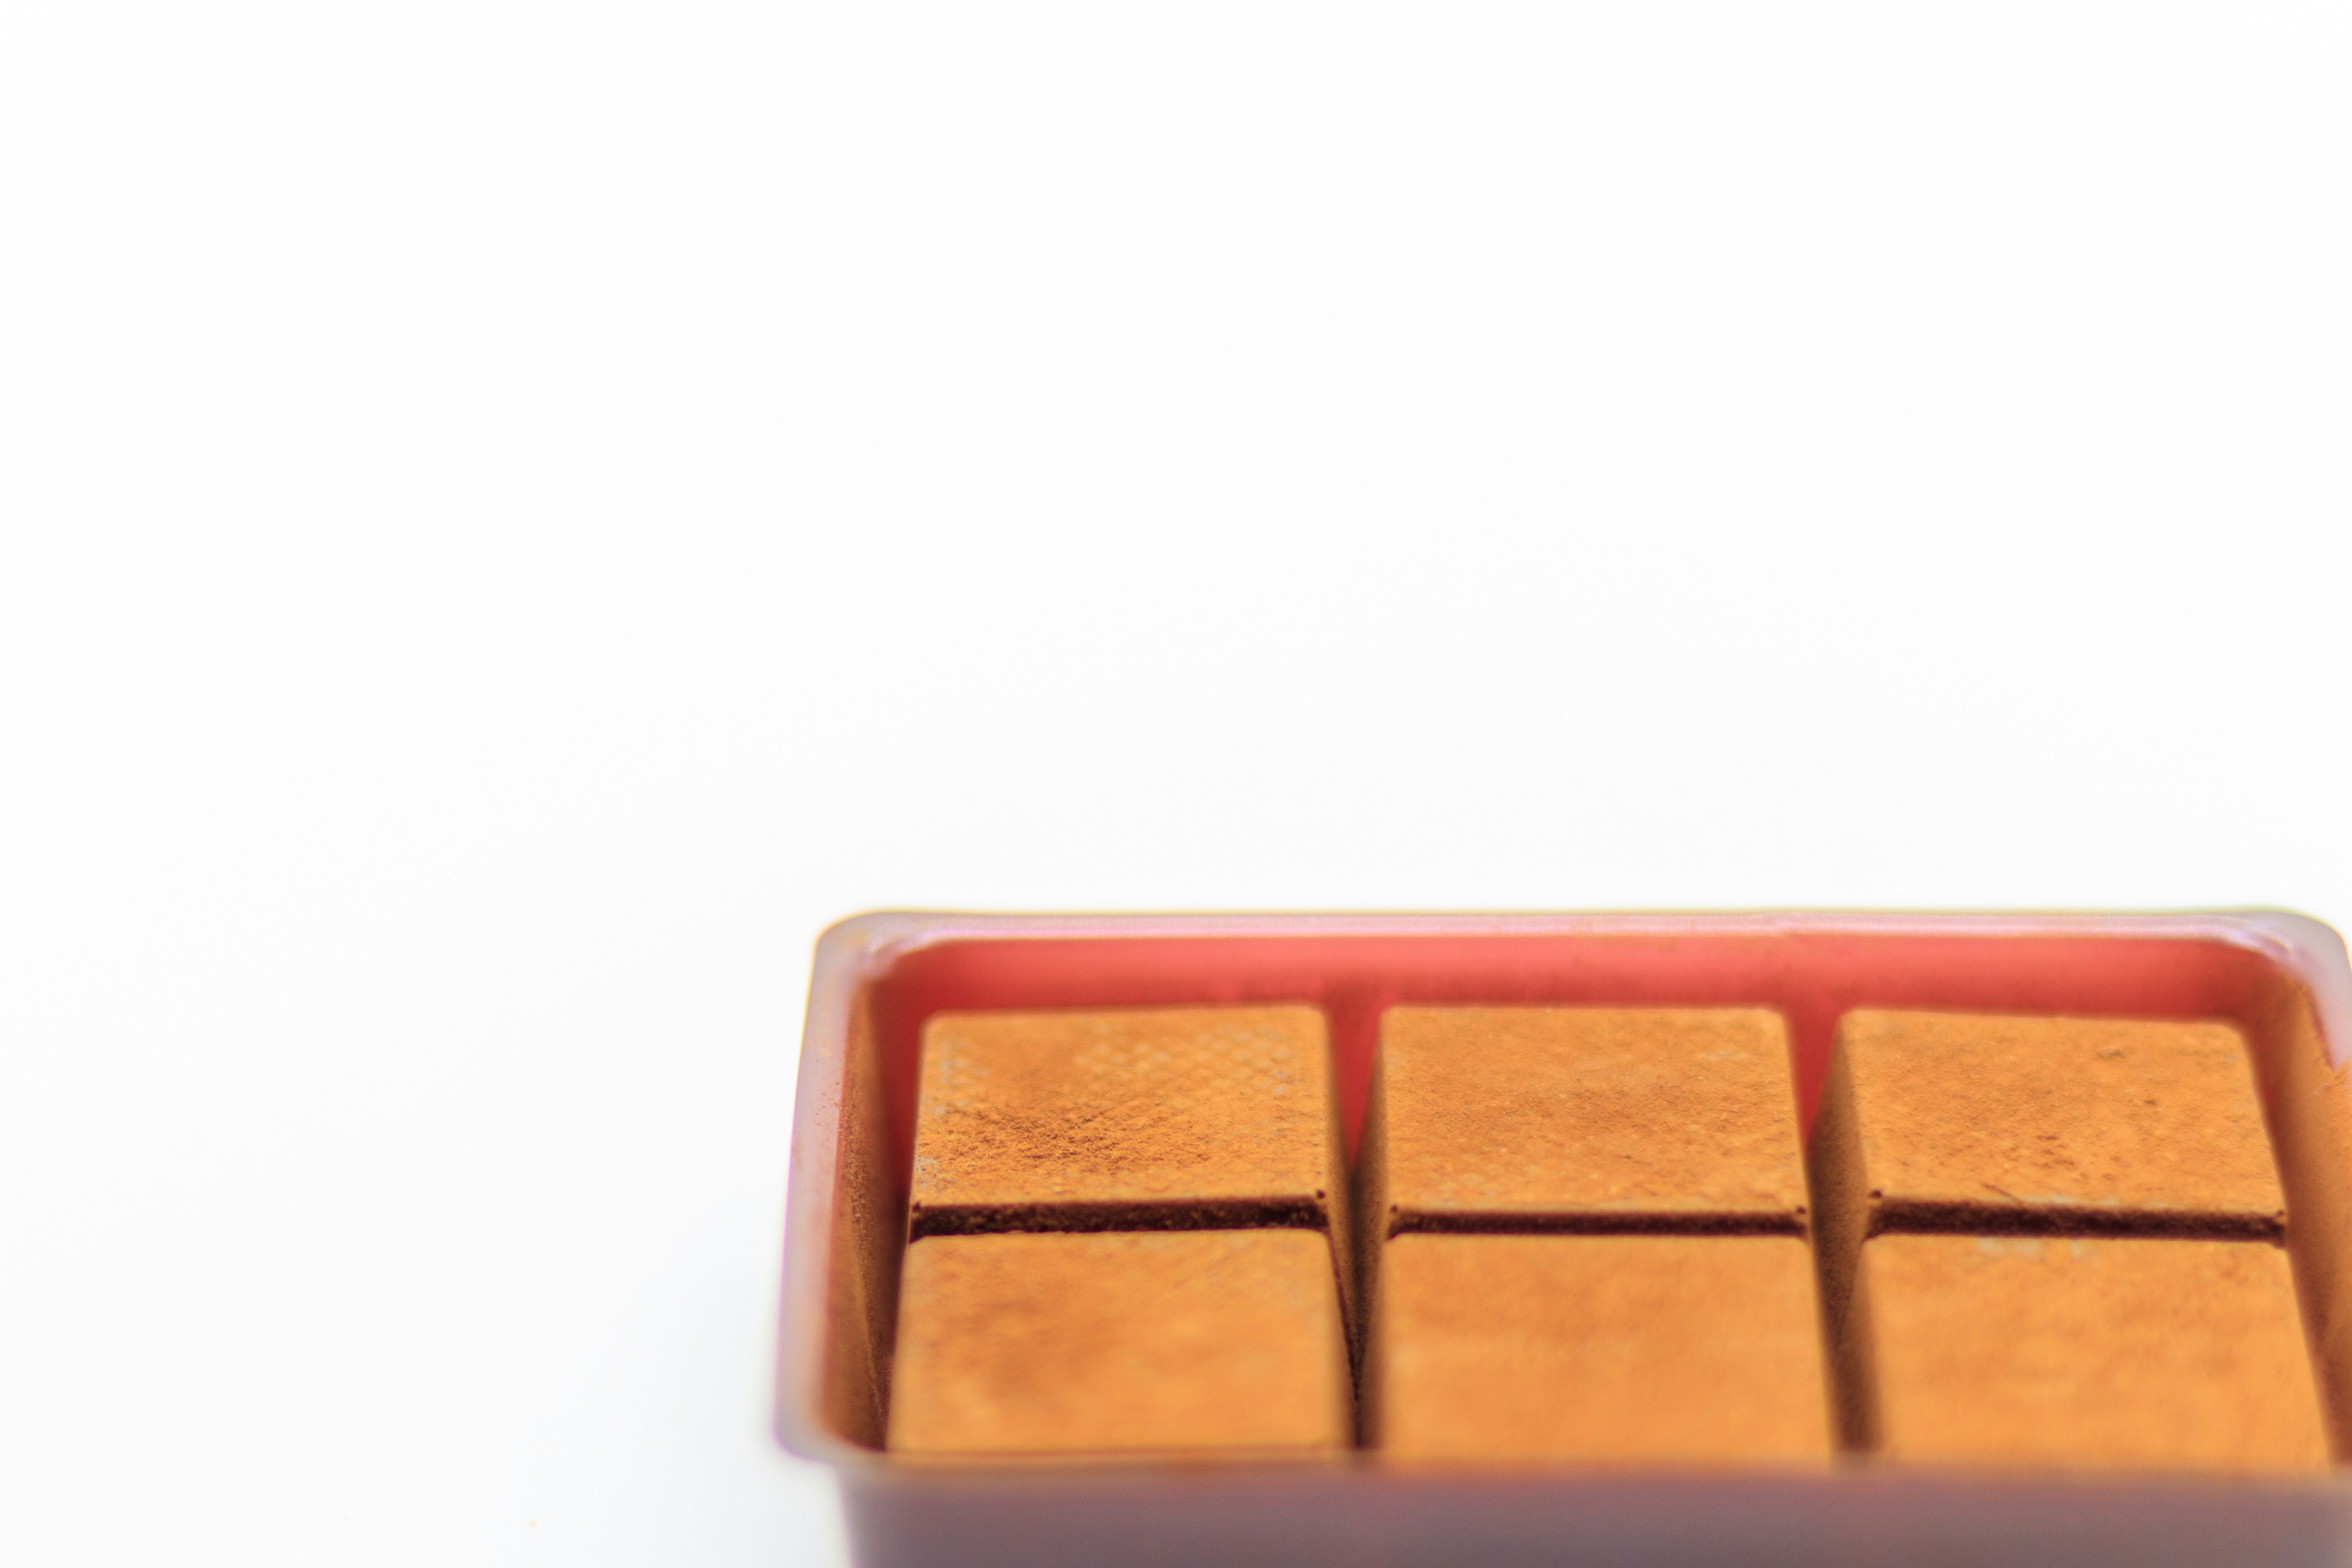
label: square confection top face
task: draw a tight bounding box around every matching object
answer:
[910,1006,1338,1215]
[1863,1234,2328,1472]
[1374,1233,1831,1466]
[1839,1012,2283,1222]
[1378,1007,1806,1223]
[887,1229,1352,1457]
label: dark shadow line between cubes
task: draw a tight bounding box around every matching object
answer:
[1865,1201,2288,1245]
[908,1197,1329,1241]
[1384,1209,1809,1240]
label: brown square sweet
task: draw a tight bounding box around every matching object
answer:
[1823,1011,2285,1234]
[1808,1012,2301,1455]
[909,1006,1344,1235]
[886,1229,1352,1457]
[1368,1007,1806,1231]
[1862,1234,2328,1471]
[1371,1234,1833,1464]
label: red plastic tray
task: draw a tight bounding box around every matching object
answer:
[777,911,2352,1567]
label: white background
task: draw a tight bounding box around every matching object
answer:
[4,5,2348,1564]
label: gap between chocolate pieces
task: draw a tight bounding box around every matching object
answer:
[1385,1210,1808,1240]
[1864,1199,2287,1245]
[908,1197,1328,1240]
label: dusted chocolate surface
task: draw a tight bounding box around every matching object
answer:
[1372,1234,1833,1464]
[909,1006,1342,1231]
[888,1230,1351,1457]
[1838,1011,2283,1229]
[1864,1234,2328,1471]
[1373,1007,1806,1228]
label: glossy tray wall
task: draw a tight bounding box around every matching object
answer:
[777,911,2352,1567]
